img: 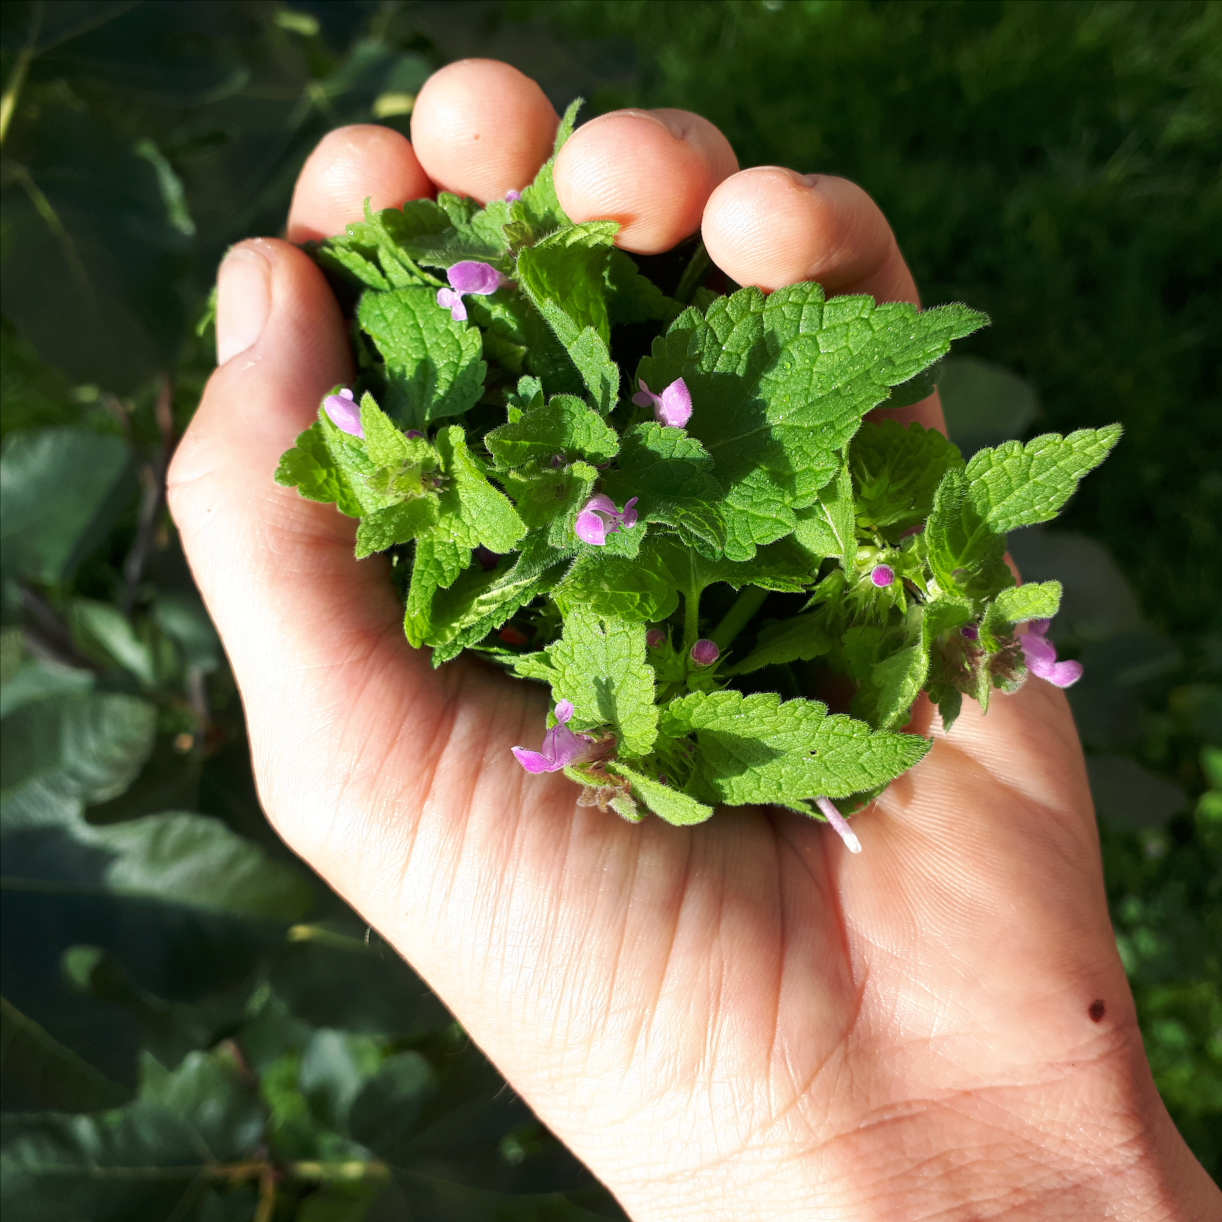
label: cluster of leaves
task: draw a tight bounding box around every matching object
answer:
[279,102,1118,828]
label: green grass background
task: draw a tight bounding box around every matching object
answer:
[2,2,1219,1216]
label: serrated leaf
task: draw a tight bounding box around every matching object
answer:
[434,426,526,553]
[354,496,439,560]
[605,762,714,826]
[605,249,682,325]
[660,690,929,803]
[511,98,582,238]
[980,580,1062,652]
[553,546,680,624]
[731,614,832,674]
[547,608,657,754]
[601,422,726,557]
[792,458,855,565]
[404,537,471,648]
[485,393,619,469]
[850,419,965,532]
[925,467,1012,603]
[357,286,486,428]
[515,224,620,410]
[964,425,1122,532]
[638,284,986,559]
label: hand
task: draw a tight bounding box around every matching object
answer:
[169,60,1219,1221]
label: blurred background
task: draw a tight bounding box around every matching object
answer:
[1,1,1219,1216]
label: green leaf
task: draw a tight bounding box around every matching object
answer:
[404,537,471,649]
[0,996,126,1112]
[964,425,1122,532]
[660,690,929,803]
[2,692,156,826]
[485,393,619,469]
[980,580,1062,651]
[639,284,986,559]
[552,546,680,624]
[925,467,1012,603]
[792,458,856,565]
[731,614,832,674]
[433,426,526,553]
[853,601,973,729]
[0,429,133,585]
[605,762,714,826]
[850,419,965,532]
[0,1050,263,1222]
[357,286,487,427]
[355,497,439,560]
[547,608,658,755]
[515,223,620,410]
[601,422,726,557]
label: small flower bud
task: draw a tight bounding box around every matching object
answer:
[646,628,666,649]
[960,624,979,641]
[323,387,363,438]
[690,639,720,666]
[870,563,895,588]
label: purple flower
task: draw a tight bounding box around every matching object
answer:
[324,388,363,438]
[961,624,980,641]
[437,261,506,321]
[646,627,666,649]
[1020,618,1083,688]
[690,639,720,666]
[436,287,468,322]
[869,563,895,588]
[815,796,863,854]
[632,377,692,428]
[511,700,593,774]
[574,493,639,546]
[505,188,523,202]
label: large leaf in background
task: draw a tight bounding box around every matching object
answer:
[0,428,133,586]
[1,97,191,390]
[0,1048,264,1222]
[2,692,317,1095]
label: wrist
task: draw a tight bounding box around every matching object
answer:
[610,1034,1218,1222]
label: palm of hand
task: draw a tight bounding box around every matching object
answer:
[172,60,1159,1217]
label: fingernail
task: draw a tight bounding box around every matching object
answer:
[216,244,270,365]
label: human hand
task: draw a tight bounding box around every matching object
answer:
[169,60,1219,1221]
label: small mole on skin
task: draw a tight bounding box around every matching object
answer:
[1088,999,1106,1023]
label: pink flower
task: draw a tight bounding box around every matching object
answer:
[324,388,363,438]
[1020,618,1083,688]
[436,287,468,322]
[574,493,639,546]
[869,564,895,588]
[815,796,863,854]
[505,188,523,202]
[437,261,506,321]
[511,700,593,774]
[633,377,692,428]
[690,639,720,666]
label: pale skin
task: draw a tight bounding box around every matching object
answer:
[169,59,1219,1221]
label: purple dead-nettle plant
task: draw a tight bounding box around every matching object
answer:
[632,377,692,428]
[574,493,639,546]
[324,388,363,438]
[869,563,895,588]
[1020,618,1083,688]
[437,261,507,322]
[511,700,595,774]
[690,639,720,666]
[815,796,863,854]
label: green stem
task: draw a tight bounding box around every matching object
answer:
[710,586,768,651]
[682,584,702,652]
[674,241,711,304]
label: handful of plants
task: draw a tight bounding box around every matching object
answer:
[277,103,1119,851]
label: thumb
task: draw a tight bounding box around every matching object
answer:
[168,239,448,839]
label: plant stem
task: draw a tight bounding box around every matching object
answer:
[710,586,768,651]
[682,585,701,652]
[674,241,711,304]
